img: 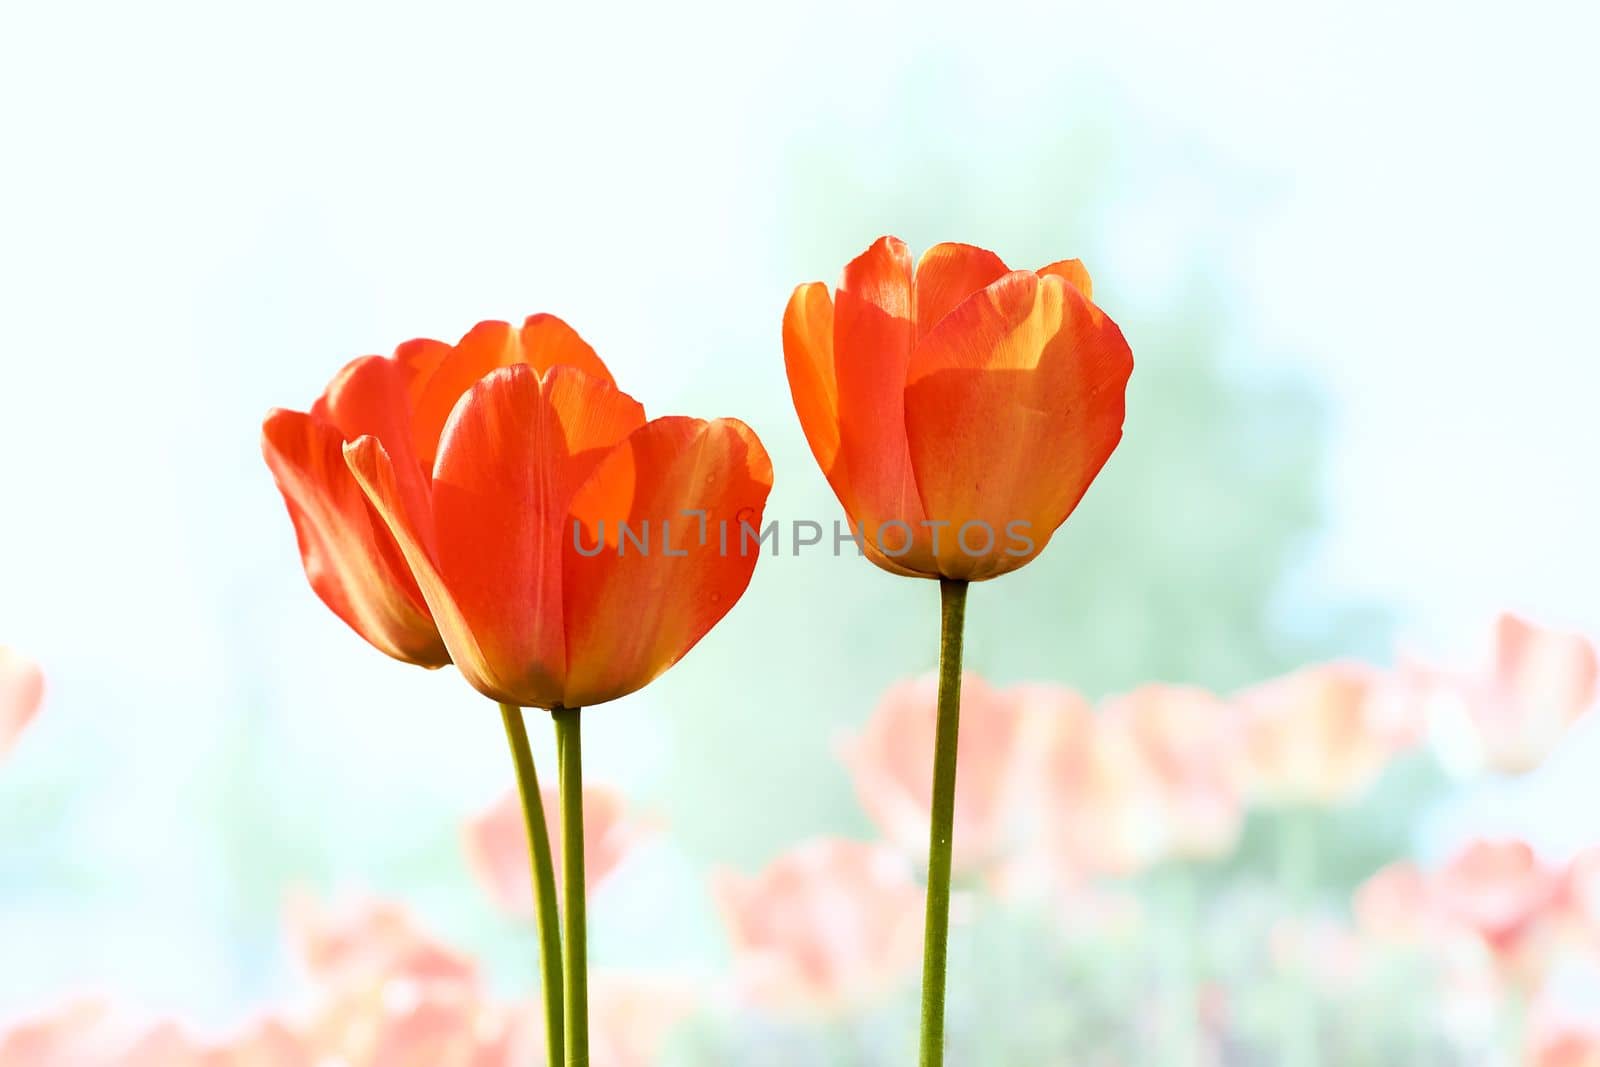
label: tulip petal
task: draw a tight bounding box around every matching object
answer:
[409,315,615,469]
[1037,257,1094,300]
[310,354,433,515]
[912,242,1010,340]
[262,409,448,666]
[561,416,773,708]
[903,271,1132,580]
[831,237,932,563]
[394,337,453,400]
[420,364,647,706]
[345,433,510,699]
[0,648,43,760]
[782,282,842,481]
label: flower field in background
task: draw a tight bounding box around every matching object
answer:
[3,612,1596,1065]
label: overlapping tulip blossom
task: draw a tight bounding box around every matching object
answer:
[0,646,43,761]
[265,315,773,708]
[839,673,1028,877]
[713,838,923,1016]
[265,314,773,1063]
[784,237,1132,582]
[463,783,654,916]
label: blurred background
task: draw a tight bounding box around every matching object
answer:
[2,0,1599,1063]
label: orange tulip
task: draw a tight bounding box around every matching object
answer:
[783,236,1132,581]
[264,315,773,708]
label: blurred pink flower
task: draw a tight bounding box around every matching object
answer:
[1234,662,1396,806]
[1562,847,1600,948]
[1364,653,1445,750]
[1353,861,1442,943]
[1531,1030,1600,1067]
[1431,839,1566,986]
[284,893,532,1066]
[0,1005,307,1067]
[283,891,476,990]
[712,838,922,1016]
[0,1002,123,1066]
[488,973,695,1067]
[306,982,517,1067]
[1527,956,1600,1067]
[462,784,653,917]
[1471,614,1598,775]
[118,1020,309,1067]
[1100,684,1247,862]
[0,647,43,761]
[1012,683,1169,878]
[588,974,697,1067]
[839,672,1026,876]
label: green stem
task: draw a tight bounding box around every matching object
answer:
[919,577,969,1067]
[554,705,588,1065]
[498,702,565,1067]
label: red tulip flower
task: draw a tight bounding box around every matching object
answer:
[783,236,1132,582]
[263,315,772,707]
[784,236,1133,1065]
[264,313,772,1066]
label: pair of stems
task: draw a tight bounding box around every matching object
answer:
[499,702,588,1066]
[497,577,970,1065]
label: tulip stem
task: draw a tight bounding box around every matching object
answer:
[498,702,565,1067]
[553,705,588,1066]
[919,577,969,1067]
